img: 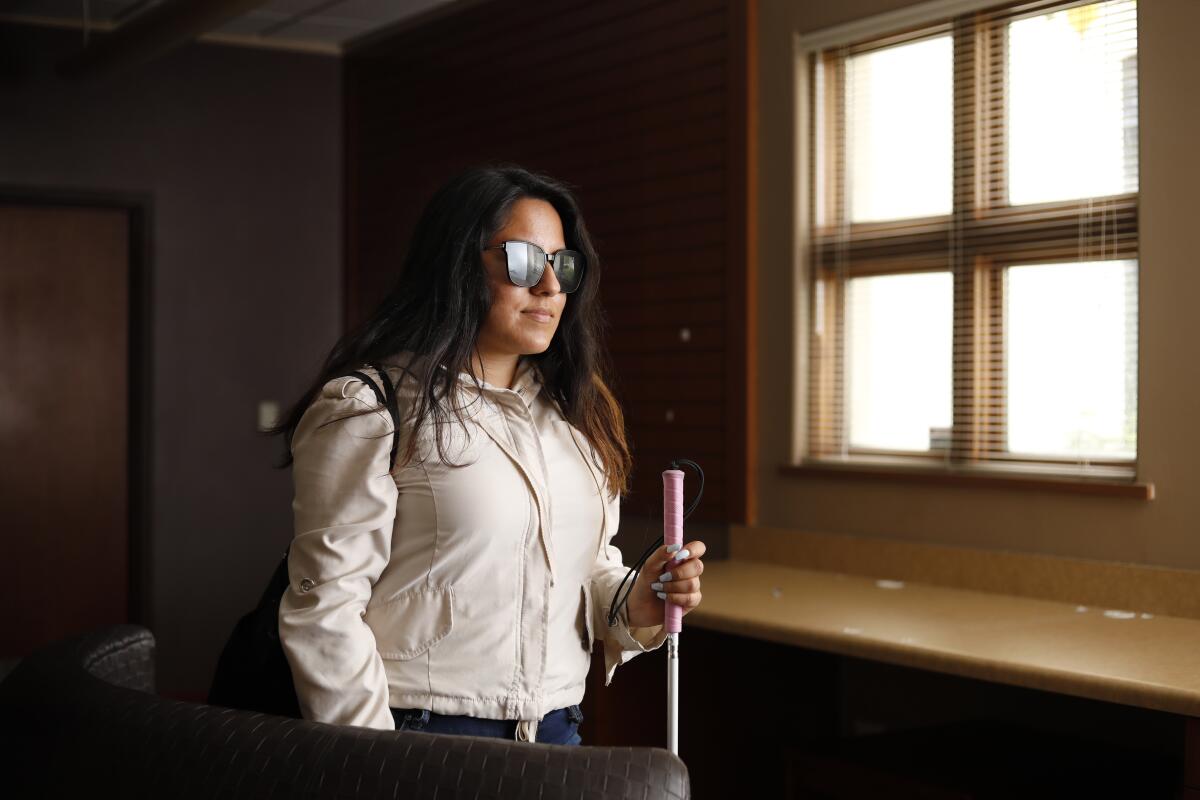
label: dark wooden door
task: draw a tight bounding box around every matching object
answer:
[0,204,130,657]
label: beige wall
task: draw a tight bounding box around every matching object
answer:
[755,0,1200,568]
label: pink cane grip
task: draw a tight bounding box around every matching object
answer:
[662,469,685,633]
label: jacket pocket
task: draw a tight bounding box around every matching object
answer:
[579,584,595,653]
[364,585,454,660]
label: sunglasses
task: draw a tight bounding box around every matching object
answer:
[483,240,585,294]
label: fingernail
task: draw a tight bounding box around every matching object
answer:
[658,571,672,582]
[656,591,667,600]
[651,582,663,591]
[673,549,690,562]
[666,543,682,553]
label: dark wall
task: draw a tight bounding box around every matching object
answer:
[345,0,755,526]
[0,25,342,695]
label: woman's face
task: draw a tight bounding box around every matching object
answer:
[476,197,569,360]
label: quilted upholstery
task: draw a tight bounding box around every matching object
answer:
[0,625,690,799]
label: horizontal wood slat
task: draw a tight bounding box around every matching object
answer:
[581,166,726,216]
[549,138,728,192]
[609,328,727,356]
[631,424,727,452]
[623,400,725,429]
[373,57,728,156]
[610,374,726,404]
[615,350,727,378]
[601,246,727,281]
[356,140,729,211]
[605,300,724,329]
[358,161,723,222]
[594,213,727,259]
[523,105,728,172]
[630,454,729,479]
[583,193,727,237]
[366,13,728,119]
[356,0,723,79]
[356,13,727,147]
[352,0,599,59]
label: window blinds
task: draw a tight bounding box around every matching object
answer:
[806,0,1138,480]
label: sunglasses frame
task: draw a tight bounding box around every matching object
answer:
[483,240,585,293]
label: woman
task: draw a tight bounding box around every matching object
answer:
[270,165,705,745]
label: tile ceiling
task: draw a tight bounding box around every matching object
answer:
[2,0,462,53]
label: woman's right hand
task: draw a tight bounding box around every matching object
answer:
[625,540,706,629]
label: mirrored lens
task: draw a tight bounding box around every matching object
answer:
[504,241,543,287]
[552,250,583,293]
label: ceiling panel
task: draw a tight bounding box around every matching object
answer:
[214,17,370,44]
[212,7,370,39]
[6,0,146,23]
[4,0,463,49]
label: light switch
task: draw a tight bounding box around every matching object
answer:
[257,400,280,432]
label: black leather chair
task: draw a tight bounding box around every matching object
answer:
[0,625,690,799]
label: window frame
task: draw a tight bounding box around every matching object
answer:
[798,0,1140,484]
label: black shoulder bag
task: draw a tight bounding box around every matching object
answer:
[206,364,401,718]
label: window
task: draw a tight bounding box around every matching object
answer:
[805,0,1138,480]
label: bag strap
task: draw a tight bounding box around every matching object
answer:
[346,363,401,472]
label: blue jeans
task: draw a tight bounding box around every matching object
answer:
[390,704,584,745]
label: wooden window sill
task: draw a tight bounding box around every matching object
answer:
[779,461,1154,500]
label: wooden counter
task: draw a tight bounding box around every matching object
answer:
[686,560,1200,717]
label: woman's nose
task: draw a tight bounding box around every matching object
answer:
[535,256,562,294]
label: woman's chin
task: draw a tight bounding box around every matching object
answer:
[516,334,556,354]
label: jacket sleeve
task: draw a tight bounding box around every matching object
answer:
[588,489,669,686]
[278,376,398,730]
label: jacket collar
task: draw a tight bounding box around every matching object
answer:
[389,350,545,410]
[480,355,543,406]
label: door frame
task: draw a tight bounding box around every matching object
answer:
[0,185,155,631]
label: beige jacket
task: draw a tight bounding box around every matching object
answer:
[278,351,666,733]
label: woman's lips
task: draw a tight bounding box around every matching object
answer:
[523,311,553,322]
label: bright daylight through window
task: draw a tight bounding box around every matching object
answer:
[806,0,1138,479]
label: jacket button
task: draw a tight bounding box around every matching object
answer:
[299,578,316,592]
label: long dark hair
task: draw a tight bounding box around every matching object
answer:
[268,164,632,499]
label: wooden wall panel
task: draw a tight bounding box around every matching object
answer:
[346,0,754,525]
